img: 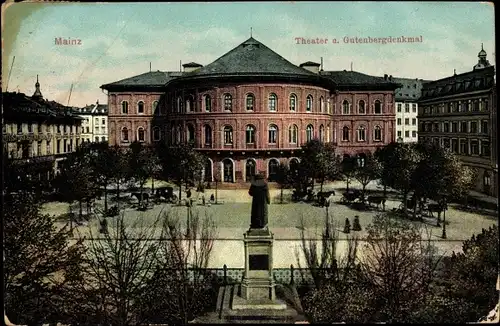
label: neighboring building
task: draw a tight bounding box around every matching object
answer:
[418,45,496,196]
[101,37,399,184]
[76,100,109,143]
[2,77,83,187]
[392,77,431,142]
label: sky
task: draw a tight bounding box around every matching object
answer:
[2,1,495,107]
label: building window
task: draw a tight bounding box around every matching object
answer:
[460,121,468,133]
[397,118,402,126]
[470,140,479,155]
[405,103,410,113]
[358,100,366,114]
[86,126,90,133]
[459,139,467,155]
[28,123,33,133]
[470,121,478,133]
[101,118,105,125]
[452,122,458,133]
[481,120,488,134]
[306,95,313,112]
[374,100,382,114]
[289,94,297,111]
[122,101,129,114]
[204,125,212,146]
[405,130,410,138]
[319,125,325,142]
[443,138,450,149]
[412,104,417,112]
[153,127,161,141]
[473,100,480,112]
[186,97,194,112]
[412,118,416,125]
[397,103,402,112]
[268,125,278,144]
[246,125,256,144]
[95,136,99,142]
[412,130,417,138]
[152,101,159,115]
[204,95,212,112]
[405,118,409,125]
[137,127,145,142]
[452,139,458,153]
[46,141,51,154]
[374,126,382,141]
[121,127,129,142]
[186,125,195,143]
[433,123,439,132]
[57,140,61,154]
[224,94,232,111]
[37,123,42,133]
[246,94,255,111]
[447,102,452,113]
[306,125,314,142]
[484,172,491,186]
[17,123,22,133]
[289,124,298,144]
[443,122,450,133]
[357,126,366,141]
[224,126,233,144]
[320,97,325,112]
[101,137,105,142]
[342,100,350,114]
[482,140,490,156]
[342,126,349,141]
[268,159,279,182]
[397,131,402,138]
[137,101,144,114]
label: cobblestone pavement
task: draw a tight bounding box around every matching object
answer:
[41,180,497,268]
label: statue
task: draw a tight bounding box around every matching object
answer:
[249,174,270,229]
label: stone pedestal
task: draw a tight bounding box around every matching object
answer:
[240,227,277,302]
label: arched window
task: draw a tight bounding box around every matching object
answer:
[222,158,234,182]
[268,124,278,144]
[319,124,325,142]
[327,98,331,113]
[204,159,213,182]
[177,96,183,112]
[187,124,195,143]
[121,127,129,142]
[186,96,193,112]
[289,158,299,173]
[358,100,366,114]
[320,97,324,112]
[153,127,161,141]
[101,136,106,142]
[246,94,255,111]
[306,124,314,142]
[268,159,279,182]
[224,126,233,144]
[204,95,212,112]
[326,125,331,142]
[342,126,350,141]
[357,126,366,141]
[224,94,232,111]
[204,125,212,147]
[342,100,350,114]
[289,94,297,111]
[289,124,298,144]
[269,93,277,112]
[137,101,144,114]
[246,125,256,144]
[152,101,159,115]
[245,159,256,181]
[374,125,382,141]
[121,101,129,114]
[175,125,182,143]
[484,171,491,186]
[306,95,313,112]
[374,100,382,114]
[137,127,145,142]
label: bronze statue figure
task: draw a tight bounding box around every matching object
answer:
[249,174,270,229]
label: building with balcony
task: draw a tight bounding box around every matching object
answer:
[418,45,496,196]
[76,100,109,143]
[2,77,83,189]
[101,37,399,184]
[392,77,431,142]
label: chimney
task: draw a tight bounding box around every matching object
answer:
[182,62,203,73]
[384,74,388,80]
[299,61,321,74]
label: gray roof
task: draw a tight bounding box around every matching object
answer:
[391,77,432,101]
[320,71,399,87]
[101,71,183,89]
[300,61,321,67]
[182,37,317,78]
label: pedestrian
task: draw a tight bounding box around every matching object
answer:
[202,194,206,206]
[210,194,215,203]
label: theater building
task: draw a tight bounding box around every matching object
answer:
[101,37,399,184]
[418,45,497,196]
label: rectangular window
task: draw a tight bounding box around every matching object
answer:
[102,118,105,125]
[482,141,490,156]
[443,122,449,133]
[397,103,402,112]
[470,121,478,133]
[37,141,42,155]
[28,124,33,133]
[405,118,409,125]
[481,120,488,134]
[433,123,439,132]
[443,138,450,149]
[412,130,417,138]
[452,122,458,133]
[397,131,402,138]
[397,118,402,125]
[405,103,410,113]
[452,139,458,153]
[459,139,467,155]
[63,139,67,153]
[86,127,90,133]
[460,121,468,133]
[56,140,61,154]
[405,130,410,138]
[412,118,416,125]
[412,104,417,113]
[47,141,51,154]
[470,140,479,155]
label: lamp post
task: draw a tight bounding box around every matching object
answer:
[215,177,219,204]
